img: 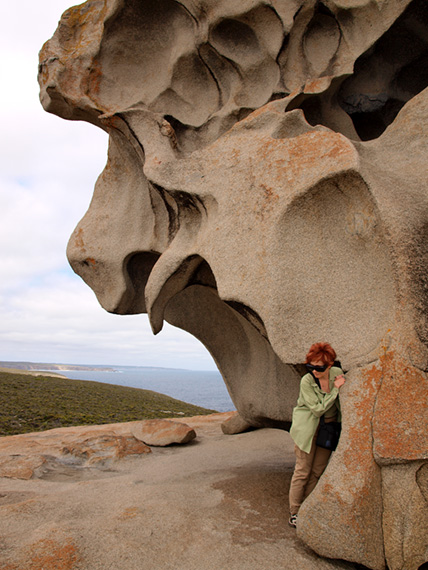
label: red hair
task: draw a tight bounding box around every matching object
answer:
[305,342,336,366]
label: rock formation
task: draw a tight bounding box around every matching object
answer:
[0,424,151,480]
[221,412,253,435]
[131,418,196,446]
[0,418,213,480]
[38,1,428,569]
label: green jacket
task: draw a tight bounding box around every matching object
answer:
[289,366,343,453]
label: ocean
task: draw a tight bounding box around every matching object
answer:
[58,366,235,412]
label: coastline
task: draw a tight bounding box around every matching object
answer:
[0,361,114,372]
[0,366,68,379]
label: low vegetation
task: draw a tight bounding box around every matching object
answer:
[0,370,217,436]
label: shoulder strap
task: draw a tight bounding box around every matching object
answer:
[309,370,321,389]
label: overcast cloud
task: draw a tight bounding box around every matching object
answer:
[0,1,217,371]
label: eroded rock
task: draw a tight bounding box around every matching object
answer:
[38,2,428,568]
[0,424,151,479]
[131,419,196,446]
[61,434,151,465]
[221,412,253,435]
[0,455,47,481]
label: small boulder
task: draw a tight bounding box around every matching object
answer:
[221,412,253,435]
[131,419,196,446]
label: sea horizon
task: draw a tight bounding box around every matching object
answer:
[48,364,234,413]
[1,360,219,373]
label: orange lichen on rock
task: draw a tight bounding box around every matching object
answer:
[0,537,80,570]
[372,350,428,463]
[86,57,103,100]
[73,227,86,252]
[343,364,381,475]
[55,1,107,55]
[0,455,46,480]
[118,506,141,520]
[62,434,151,465]
[255,129,357,193]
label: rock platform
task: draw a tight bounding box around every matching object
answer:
[0,413,360,570]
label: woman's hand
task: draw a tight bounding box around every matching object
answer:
[334,374,346,389]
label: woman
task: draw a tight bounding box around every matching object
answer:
[288,342,346,528]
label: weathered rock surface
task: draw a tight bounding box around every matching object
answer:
[38,2,428,569]
[221,411,253,435]
[131,418,196,446]
[0,414,362,570]
[0,424,152,480]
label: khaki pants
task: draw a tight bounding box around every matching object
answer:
[289,434,332,515]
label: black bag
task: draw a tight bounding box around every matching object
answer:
[316,416,341,451]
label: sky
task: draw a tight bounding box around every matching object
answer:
[0,1,217,371]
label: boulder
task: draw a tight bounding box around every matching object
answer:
[221,412,253,435]
[131,419,196,446]
[38,2,428,568]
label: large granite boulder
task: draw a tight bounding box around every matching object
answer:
[38,2,428,568]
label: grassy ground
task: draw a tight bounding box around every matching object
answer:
[0,370,217,436]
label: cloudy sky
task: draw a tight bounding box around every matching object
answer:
[0,1,217,371]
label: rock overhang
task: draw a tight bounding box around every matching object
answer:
[38,2,428,569]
